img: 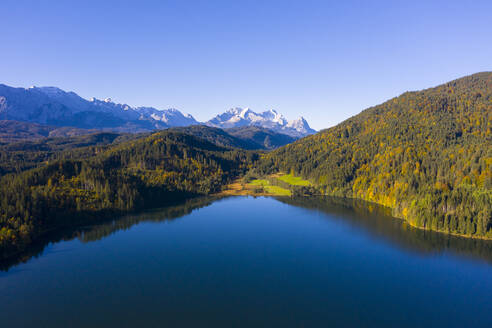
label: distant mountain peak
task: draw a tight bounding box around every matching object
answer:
[29,86,61,92]
[291,116,308,124]
[207,107,315,137]
[138,107,199,127]
[31,86,80,98]
[286,116,313,134]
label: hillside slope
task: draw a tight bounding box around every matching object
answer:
[168,125,261,150]
[226,126,296,150]
[260,72,492,238]
[167,125,296,150]
[0,132,143,176]
[0,120,98,143]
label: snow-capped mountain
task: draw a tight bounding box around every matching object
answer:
[136,107,198,127]
[285,117,315,137]
[0,84,197,131]
[0,84,315,137]
[207,108,315,137]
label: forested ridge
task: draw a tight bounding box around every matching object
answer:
[170,125,297,150]
[0,130,257,258]
[0,125,291,177]
[258,72,492,237]
[0,120,98,143]
[0,132,145,176]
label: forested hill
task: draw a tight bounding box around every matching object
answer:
[0,132,145,176]
[0,124,295,178]
[168,125,295,150]
[225,126,296,150]
[259,72,492,238]
[0,120,99,143]
[0,130,257,258]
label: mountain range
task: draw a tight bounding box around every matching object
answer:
[0,84,315,138]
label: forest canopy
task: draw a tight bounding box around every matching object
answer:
[257,72,492,238]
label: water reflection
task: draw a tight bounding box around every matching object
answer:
[2,195,492,271]
[0,196,219,271]
[277,196,492,264]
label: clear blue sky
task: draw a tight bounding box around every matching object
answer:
[1,0,490,130]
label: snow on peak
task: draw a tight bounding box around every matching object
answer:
[207,107,315,137]
[33,86,68,97]
[135,107,198,127]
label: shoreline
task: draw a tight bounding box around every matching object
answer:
[218,180,492,241]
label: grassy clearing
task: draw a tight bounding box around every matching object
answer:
[219,175,301,197]
[263,185,291,196]
[248,179,291,196]
[277,174,312,186]
[249,179,270,186]
[218,178,291,196]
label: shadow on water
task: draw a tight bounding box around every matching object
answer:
[0,196,220,272]
[276,196,492,264]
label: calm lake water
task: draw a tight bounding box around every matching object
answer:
[1,196,492,327]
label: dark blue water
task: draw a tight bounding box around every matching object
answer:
[1,196,492,327]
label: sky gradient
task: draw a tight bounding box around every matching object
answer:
[1,0,491,130]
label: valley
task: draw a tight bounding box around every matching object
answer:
[0,72,491,261]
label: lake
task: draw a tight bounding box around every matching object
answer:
[1,196,492,327]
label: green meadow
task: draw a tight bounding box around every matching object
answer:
[277,174,312,186]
